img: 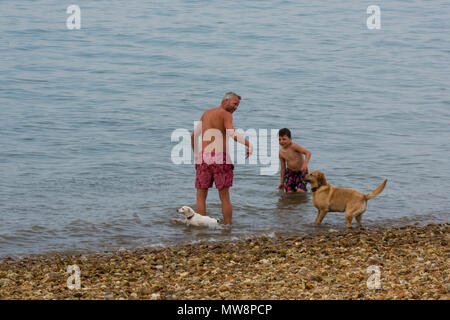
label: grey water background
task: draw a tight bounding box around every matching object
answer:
[1,1,449,258]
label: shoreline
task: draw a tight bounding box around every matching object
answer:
[2,213,447,262]
[0,223,448,300]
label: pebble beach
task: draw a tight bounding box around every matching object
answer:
[0,223,448,300]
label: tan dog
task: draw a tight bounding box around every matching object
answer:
[303,171,387,228]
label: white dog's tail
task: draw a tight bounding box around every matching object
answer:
[365,179,387,200]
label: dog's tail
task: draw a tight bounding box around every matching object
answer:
[365,179,387,200]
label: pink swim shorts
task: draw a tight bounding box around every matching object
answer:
[195,152,234,189]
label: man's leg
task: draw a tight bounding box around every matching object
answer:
[196,188,208,215]
[218,188,232,224]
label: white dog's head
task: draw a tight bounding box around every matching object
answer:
[177,206,195,217]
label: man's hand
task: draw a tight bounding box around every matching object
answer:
[227,129,253,159]
[246,144,253,159]
[278,183,285,192]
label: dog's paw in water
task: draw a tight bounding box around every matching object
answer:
[172,218,186,225]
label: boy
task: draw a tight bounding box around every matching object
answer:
[278,128,311,193]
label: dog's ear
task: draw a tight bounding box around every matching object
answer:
[317,172,327,186]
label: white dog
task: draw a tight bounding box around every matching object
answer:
[173,206,220,228]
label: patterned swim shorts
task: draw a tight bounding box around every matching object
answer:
[284,168,308,192]
[195,152,234,189]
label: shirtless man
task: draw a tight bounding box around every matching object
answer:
[191,92,253,224]
[278,128,311,193]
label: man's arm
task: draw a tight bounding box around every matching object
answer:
[224,112,253,157]
[191,118,203,164]
[293,143,311,173]
[191,118,203,151]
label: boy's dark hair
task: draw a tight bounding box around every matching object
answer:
[278,128,291,138]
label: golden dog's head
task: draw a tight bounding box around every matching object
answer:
[303,171,327,187]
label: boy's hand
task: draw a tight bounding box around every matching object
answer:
[300,164,308,174]
[278,183,285,191]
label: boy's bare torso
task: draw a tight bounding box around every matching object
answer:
[279,143,305,172]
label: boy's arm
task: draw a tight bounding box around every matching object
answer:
[224,112,253,158]
[279,152,286,190]
[293,143,311,173]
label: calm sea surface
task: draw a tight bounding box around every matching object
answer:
[1,1,449,258]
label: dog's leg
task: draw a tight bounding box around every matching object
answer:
[345,202,366,229]
[345,213,353,228]
[352,203,367,229]
[356,214,363,229]
[315,209,328,225]
[173,218,187,225]
[345,206,355,228]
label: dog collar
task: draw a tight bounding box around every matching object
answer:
[311,185,324,192]
[187,214,195,220]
